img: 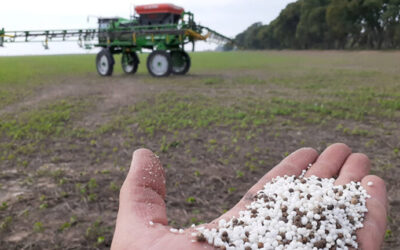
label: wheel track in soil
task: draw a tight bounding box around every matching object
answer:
[0,76,153,122]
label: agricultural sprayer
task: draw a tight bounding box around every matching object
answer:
[0,4,233,77]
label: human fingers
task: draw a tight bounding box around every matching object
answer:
[335,153,371,185]
[111,149,169,249]
[357,175,387,250]
[304,143,352,178]
[111,149,168,249]
[112,149,213,250]
[211,147,318,224]
[118,148,167,225]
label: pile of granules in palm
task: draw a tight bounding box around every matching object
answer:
[193,169,370,250]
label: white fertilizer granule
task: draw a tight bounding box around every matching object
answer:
[194,170,370,250]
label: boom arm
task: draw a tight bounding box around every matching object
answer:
[199,25,234,45]
[0,28,97,49]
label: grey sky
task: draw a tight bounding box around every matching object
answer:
[0,0,295,55]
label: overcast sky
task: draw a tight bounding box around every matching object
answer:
[0,0,295,56]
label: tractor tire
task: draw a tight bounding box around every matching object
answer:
[170,51,191,75]
[146,51,172,77]
[96,49,114,76]
[121,52,139,74]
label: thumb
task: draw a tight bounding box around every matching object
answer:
[112,149,168,249]
[112,149,212,250]
[119,148,168,225]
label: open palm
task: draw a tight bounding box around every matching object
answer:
[111,143,387,250]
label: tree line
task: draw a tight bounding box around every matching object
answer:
[232,0,400,50]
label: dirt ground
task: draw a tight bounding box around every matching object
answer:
[0,52,399,249]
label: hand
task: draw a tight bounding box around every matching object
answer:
[111,143,387,250]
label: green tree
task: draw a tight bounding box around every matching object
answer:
[296,0,331,49]
[272,1,303,48]
[236,22,264,49]
[359,0,385,48]
[234,0,400,50]
[381,0,400,48]
[326,0,356,48]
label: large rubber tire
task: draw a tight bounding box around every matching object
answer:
[146,51,172,77]
[170,51,191,75]
[121,52,139,74]
[96,49,114,76]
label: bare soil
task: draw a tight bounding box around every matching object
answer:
[0,64,399,249]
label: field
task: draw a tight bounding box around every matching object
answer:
[0,51,399,249]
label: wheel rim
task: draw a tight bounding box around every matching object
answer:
[122,54,135,73]
[150,54,169,76]
[123,63,134,73]
[98,55,109,75]
[171,52,188,73]
[173,61,186,73]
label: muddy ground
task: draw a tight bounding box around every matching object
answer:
[0,51,399,249]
